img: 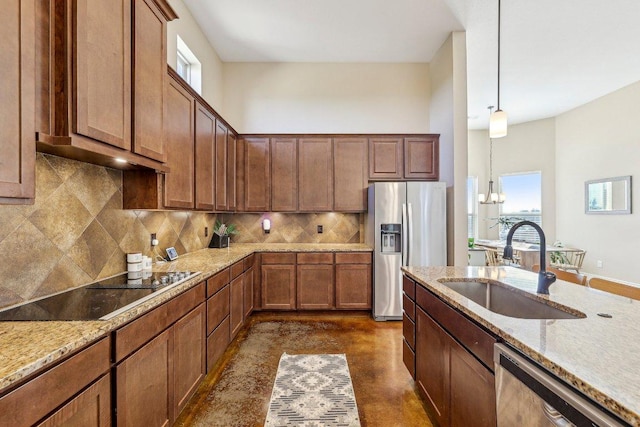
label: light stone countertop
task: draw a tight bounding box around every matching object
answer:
[0,243,372,393]
[402,265,640,426]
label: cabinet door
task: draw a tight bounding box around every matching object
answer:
[37,374,111,427]
[297,264,334,310]
[404,137,439,180]
[116,328,172,427]
[173,304,206,420]
[261,265,296,310]
[335,264,371,309]
[194,101,216,210]
[369,138,403,180]
[244,267,254,319]
[271,138,298,212]
[298,138,333,211]
[207,317,230,372]
[334,138,368,212]
[132,0,167,161]
[244,138,270,211]
[229,274,244,338]
[0,0,35,202]
[73,0,131,149]
[215,121,228,211]
[449,338,497,427]
[228,132,237,211]
[416,307,450,427]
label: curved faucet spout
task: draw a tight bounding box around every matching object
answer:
[503,221,556,294]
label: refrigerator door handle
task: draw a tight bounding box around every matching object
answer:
[402,203,408,266]
[407,203,413,265]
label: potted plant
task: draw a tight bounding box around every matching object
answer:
[209,220,238,248]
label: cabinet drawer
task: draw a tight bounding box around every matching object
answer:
[403,313,415,350]
[206,317,230,372]
[207,286,230,335]
[243,254,255,271]
[114,303,169,362]
[230,260,244,279]
[167,282,205,325]
[207,268,230,297]
[261,252,296,264]
[335,252,371,264]
[403,275,415,300]
[402,339,416,380]
[0,338,110,427]
[403,293,415,321]
[416,285,496,369]
[297,252,333,264]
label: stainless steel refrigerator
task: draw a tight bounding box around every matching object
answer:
[365,182,447,320]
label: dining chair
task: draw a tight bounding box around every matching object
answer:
[485,249,502,266]
[550,250,586,273]
[588,277,640,301]
[532,265,587,286]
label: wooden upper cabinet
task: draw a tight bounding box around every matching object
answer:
[227,132,237,211]
[404,136,439,180]
[298,138,333,212]
[369,138,403,180]
[194,101,216,210]
[164,76,195,209]
[132,0,171,162]
[334,138,368,212]
[271,138,298,212]
[0,0,35,203]
[73,0,131,150]
[215,121,229,211]
[244,138,271,211]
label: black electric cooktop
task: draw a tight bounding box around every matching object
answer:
[0,271,199,321]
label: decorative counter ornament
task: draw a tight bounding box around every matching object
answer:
[209,220,238,248]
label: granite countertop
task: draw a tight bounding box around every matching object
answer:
[402,265,640,426]
[0,243,372,393]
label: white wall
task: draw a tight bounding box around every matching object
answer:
[469,118,556,241]
[222,63,430,134]
[556,80,640,282]
[167,0,225,113]
[429,32,468,266]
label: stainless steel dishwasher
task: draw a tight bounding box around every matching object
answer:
[494,343,629,427]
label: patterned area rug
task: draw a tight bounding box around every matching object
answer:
[265,353,361,427]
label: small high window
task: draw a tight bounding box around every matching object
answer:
[176,35,201,94]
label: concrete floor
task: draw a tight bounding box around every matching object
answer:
[175,312,433,427]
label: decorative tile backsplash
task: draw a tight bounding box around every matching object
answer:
[0,154,362,309]
[0,154,216,309]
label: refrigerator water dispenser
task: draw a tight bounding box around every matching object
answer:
[380,224,401,253]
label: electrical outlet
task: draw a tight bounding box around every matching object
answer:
[150,233,158,246]
[597,260,603,268]
[317,225,323,234]
[205,227,208,237]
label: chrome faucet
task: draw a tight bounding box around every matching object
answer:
[503,221,556,294]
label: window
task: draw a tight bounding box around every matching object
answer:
[498,172,542,243]
[467,176,478,239]
[176,35,202,94]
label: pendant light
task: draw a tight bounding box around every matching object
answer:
[480,106,505,204]
[490,0,508,138]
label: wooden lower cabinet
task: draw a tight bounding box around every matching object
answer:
[173,304,206,418]
[335,264,371,309]
[261,264,296,310]
[207,317,230,371]
[244,267,254,319]
[414,297,497,427]
[37,374,111,427]
[230,274,244,338]
[116,328,172,427]
[297,264,334,310]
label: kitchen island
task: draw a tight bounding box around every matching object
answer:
[0,243,371,400]
[402,265,640,426]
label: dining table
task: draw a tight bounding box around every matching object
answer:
[473,240,583,270]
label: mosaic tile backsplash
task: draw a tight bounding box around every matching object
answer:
[0,154,362,309]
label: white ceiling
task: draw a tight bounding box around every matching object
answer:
[183,0,640,130]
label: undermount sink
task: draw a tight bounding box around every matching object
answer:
[438,279,586,320]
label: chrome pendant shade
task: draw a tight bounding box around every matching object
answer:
[490,0,508,138]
